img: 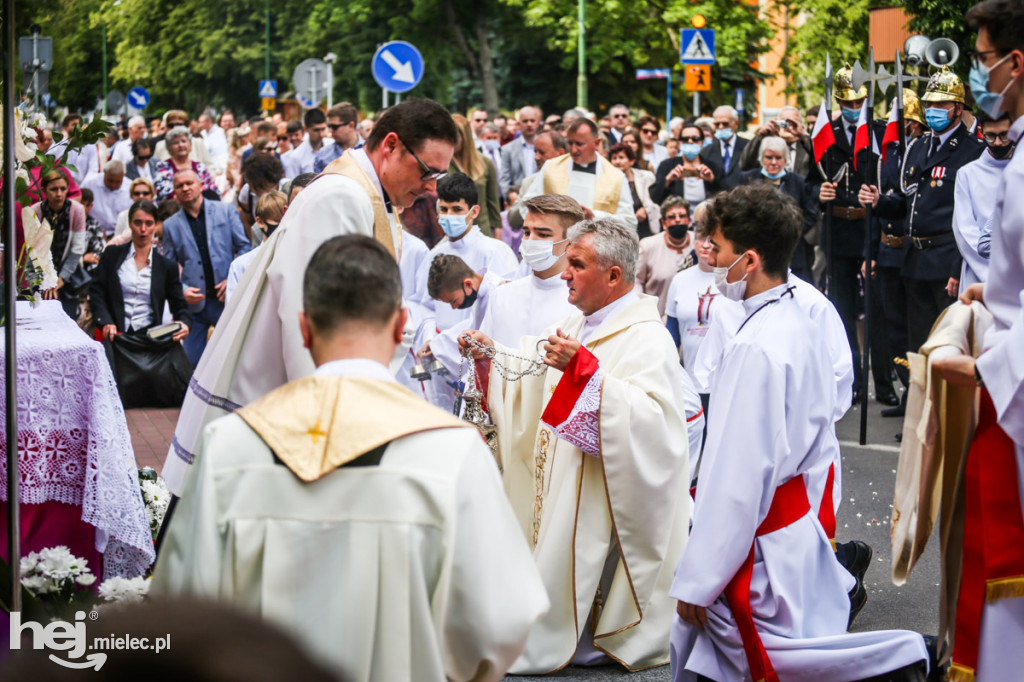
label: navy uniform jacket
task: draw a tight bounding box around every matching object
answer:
[874,123,985,281]
[869,138,914,269]
[806,118,885,259]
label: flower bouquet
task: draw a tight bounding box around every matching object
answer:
[138,467,171,542]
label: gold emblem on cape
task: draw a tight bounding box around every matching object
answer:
[307,420,327,444]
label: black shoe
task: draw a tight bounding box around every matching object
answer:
[876,391,900,406]
[882,404,906,418]
[848,580,868,629]
[895,432,903,443]
[837,540,873,584]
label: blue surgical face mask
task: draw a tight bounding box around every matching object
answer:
[925,107,952,132]
[840,106,861,123]
[714,128,733,141]
[439,213,470,239]
[680,143,701,160]
[969,53,1013,119]
[484,139,500,153]
[760,167,787,180]
[702,137,713,148]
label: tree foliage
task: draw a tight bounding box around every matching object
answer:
[900,0,978,84]
[788,0,870,105]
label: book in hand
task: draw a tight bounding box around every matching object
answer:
[146,322,183,342]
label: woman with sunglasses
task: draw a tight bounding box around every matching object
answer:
[126,138,158,182]
[636,115,669,170]
[619,130,653,172]
[650,124,722,206]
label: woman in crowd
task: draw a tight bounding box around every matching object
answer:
[90,199,190,341]
[619,130,653,171]
[110,178,157,244]
[738,136,817,282]
[449,114,501,239]
[32,169,86,318]
[650,123,722,206]
[154,126,219,201]
[609,142,660,239]
[636,115,669,170]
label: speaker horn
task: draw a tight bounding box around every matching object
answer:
[925,38,959,67]
[904,35,931,67]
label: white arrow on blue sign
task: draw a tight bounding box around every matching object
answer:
[258,80,277,98]
[128,86,150,109]
[680,29,716,65]
[372,41,424,94]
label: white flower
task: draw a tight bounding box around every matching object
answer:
[20,207,58,290]
[75,573,97,587]
[98,576,150,605]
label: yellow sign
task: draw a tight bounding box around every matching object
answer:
[685,65,711,91]
[261,97,276,111]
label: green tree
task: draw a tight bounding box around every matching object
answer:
[788,0,870,106]
[901,0,977,84]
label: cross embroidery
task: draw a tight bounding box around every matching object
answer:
[307,420,327,444]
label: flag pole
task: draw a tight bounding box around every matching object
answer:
[823,53,834,298]
[859,46,876,445]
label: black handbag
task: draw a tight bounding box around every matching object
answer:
[104,331,193,409]
[63,264,92,295]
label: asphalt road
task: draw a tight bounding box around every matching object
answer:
[505,385,939,681]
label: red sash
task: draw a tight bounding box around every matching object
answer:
[950,390,1024,681]
[817,463,837,541]
[723,476,811,682]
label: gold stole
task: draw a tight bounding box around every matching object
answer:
[238,375,468,482]
[542,154,622,215]
[321,153,402,261]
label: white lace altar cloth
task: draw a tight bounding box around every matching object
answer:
[1,301,154,579]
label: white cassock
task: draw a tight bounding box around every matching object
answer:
[161,148,407,495]
[395,230,432,395]
[693,274,853,522]
[953,149,1010,291]
[968,114,1024,682]
[670,284,928,681]
[487,292,691,673]
[151,359,549,682]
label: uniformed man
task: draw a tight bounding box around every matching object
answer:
[867,90,926,419]
[807,66,895,405]
[858,67,986,359]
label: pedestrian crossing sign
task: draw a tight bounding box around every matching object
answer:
[681,29,715,65]
[258,80,278,98]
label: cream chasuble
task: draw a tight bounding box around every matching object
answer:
[524,154,637,228]
[486,293,691,673]
[152,367,549,682]
[162,149,409,495]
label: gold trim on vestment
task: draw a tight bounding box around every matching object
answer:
[542,154,623,215]
[321,154,402,261]
[985,575,1024,603]
[237,375,467,482]
[946,663,975,682]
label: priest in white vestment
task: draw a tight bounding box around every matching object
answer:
[461,217,691,673]
[930,15,1024,680]
[671,184,928,682]
[161,99,459,495]
[520,118,636,228]
[152,236,548,682]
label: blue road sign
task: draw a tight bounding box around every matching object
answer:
[636,68,671,80]
[127,86,150,109]
[372,41,424,93]
[258,80,278,98]
[735,88,745,111]
[680,29,716,65]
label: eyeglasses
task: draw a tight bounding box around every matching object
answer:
[641,128,658,135]
[473,117,489,123]
[713,121,732,129]
[679,136,701,143]
[326,122,348,131]
[612,113,629,119]
[983,131,1010,144]
[663,213,690,223]
[970,49,1004,70]
[136,155,152,161]
[397,135,447,181]
[132,190,153,198]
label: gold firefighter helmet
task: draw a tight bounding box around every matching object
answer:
[834,65,868,101]
[921,66,966,104]
[902,89,925,125]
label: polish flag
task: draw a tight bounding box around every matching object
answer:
[881,103,900,164]
[811,98,835,164]
[852,101,878,170]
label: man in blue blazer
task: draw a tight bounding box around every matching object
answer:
[162,169,251,365]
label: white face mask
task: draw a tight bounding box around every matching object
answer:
[713,252,750,301]
[519,238,567,272]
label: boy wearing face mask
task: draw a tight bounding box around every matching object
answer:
[479,194,582,346]
[951,111,1014,292]
[858,68,985,360]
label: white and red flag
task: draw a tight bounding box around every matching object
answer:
[881,103,900,164]
[852,101,878,171]
[811,98,835,164]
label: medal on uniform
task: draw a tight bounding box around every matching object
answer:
[931,166,945,188]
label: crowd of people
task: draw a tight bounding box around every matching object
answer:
[10,0,1024,679]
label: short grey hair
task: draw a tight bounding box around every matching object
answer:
[567,217,640,284]
[759,136,790,163]
[713,105,738,122]
[481,122,501,135]
[104,160,125,176]
[165,126,191,146]
[128,115,146,128]
[779,105,803,125]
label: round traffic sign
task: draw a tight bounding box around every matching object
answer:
[371,41,424,94]
[293,58,330,109]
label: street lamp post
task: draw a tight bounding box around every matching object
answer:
[102,23,108,116]
[324,52,337,109]
[577,0,587,110]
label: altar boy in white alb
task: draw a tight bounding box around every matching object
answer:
[670,185,928,681]
[152,236,548,682]
[462,218,691,673]
[162,99,458,495]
